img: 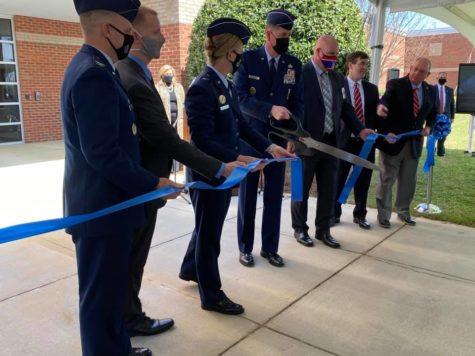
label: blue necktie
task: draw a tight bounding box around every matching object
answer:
[269,58,276,85]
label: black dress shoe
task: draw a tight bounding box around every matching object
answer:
[130,347,152,356]
[239,253,254,267]
[353,217,371,230]
[294,231,314,247]
[202,296,244,315]
[378,219,391,229]
[260,251,285,267]
[128,315,174,337]
[316,232,341,249]
[179,272,197,283]
[398,215,416,226]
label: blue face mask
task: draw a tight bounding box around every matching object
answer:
[321,55,338,71]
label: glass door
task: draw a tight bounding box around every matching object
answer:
[0,17,22,144]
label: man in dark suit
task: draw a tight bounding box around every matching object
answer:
[290,35,373,249]
[116,7,242,336]
[434,71,455,156]
[63,2,181,355]
[234,9,304,267]
[334,51,380,230]
[376,57,437,228]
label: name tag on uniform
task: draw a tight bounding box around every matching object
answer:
[248,75,260,80]
[220,105,230,111]
[283,69,295,85]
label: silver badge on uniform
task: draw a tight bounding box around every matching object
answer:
[283,68,296,85]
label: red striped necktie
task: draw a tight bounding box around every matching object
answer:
[413,88,420,118]
[354,82,364,124]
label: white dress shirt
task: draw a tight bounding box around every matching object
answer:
[437,83,446,112]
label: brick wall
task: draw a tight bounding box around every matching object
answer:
[404,33,475,88]
[14,15,82,142]
[12,0,204,143]
[379,31,407,89]
[148,23,193,85]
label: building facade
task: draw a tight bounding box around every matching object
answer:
[379,27,475,89]
[0,0,205,145]
[0,1,473,145]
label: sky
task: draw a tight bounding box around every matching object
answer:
[420,16,451,29]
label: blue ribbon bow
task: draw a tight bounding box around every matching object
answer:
[423,114,451,173]
[0,157,303,245]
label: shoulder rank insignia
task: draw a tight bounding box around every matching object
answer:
[94,59,106,68]
[219,95,226,104]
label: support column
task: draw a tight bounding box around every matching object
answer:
[369,0,387,85]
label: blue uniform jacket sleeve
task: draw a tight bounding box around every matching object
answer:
[72,68,158,196]
[238,115,272,154]
[234,57,273,123]
[186,84,239,163]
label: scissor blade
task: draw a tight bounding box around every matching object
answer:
[300,137,380,171]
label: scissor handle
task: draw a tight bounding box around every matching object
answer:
[269,115,309,138]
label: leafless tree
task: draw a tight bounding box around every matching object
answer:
[357,0,434,79]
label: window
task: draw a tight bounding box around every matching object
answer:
[429,43,442,57]
[0,17,22,144]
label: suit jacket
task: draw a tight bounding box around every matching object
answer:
[61,45,158,236]
[301,61,365,153]
[186,66,270,184]
[234,46,304,151]
[434,84,455,120]
[341,78,380,142]
[116,57,222,183]
[378,75,437,157]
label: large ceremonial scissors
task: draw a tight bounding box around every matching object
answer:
[269,116,379,171]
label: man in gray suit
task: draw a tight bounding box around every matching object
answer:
[116,6,242,337]
[434,71,455,156]
[376,58,437,228]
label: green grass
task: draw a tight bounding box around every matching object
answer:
[347,114,475,227]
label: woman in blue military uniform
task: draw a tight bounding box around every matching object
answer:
[179,18,293,315]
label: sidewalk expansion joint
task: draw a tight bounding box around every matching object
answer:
[0,273,77,304]
[368,256,475,285]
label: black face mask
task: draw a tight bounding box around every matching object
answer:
[271,33,290,55]
[229,51,242,73]
[438,78,447,85]
[107,25,135,60]
[163,75,173,85]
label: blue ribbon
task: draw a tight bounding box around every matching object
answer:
[423,135,437,173]
[423,114,452,173]
[338,130,421,204]
[339,114,452,204]
[0,157,302,245]
[338,133,378,204]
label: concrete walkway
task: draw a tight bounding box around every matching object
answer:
[1,142,474,355]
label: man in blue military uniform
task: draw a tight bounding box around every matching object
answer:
[234,9,304,267]
[62,1,181,355]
